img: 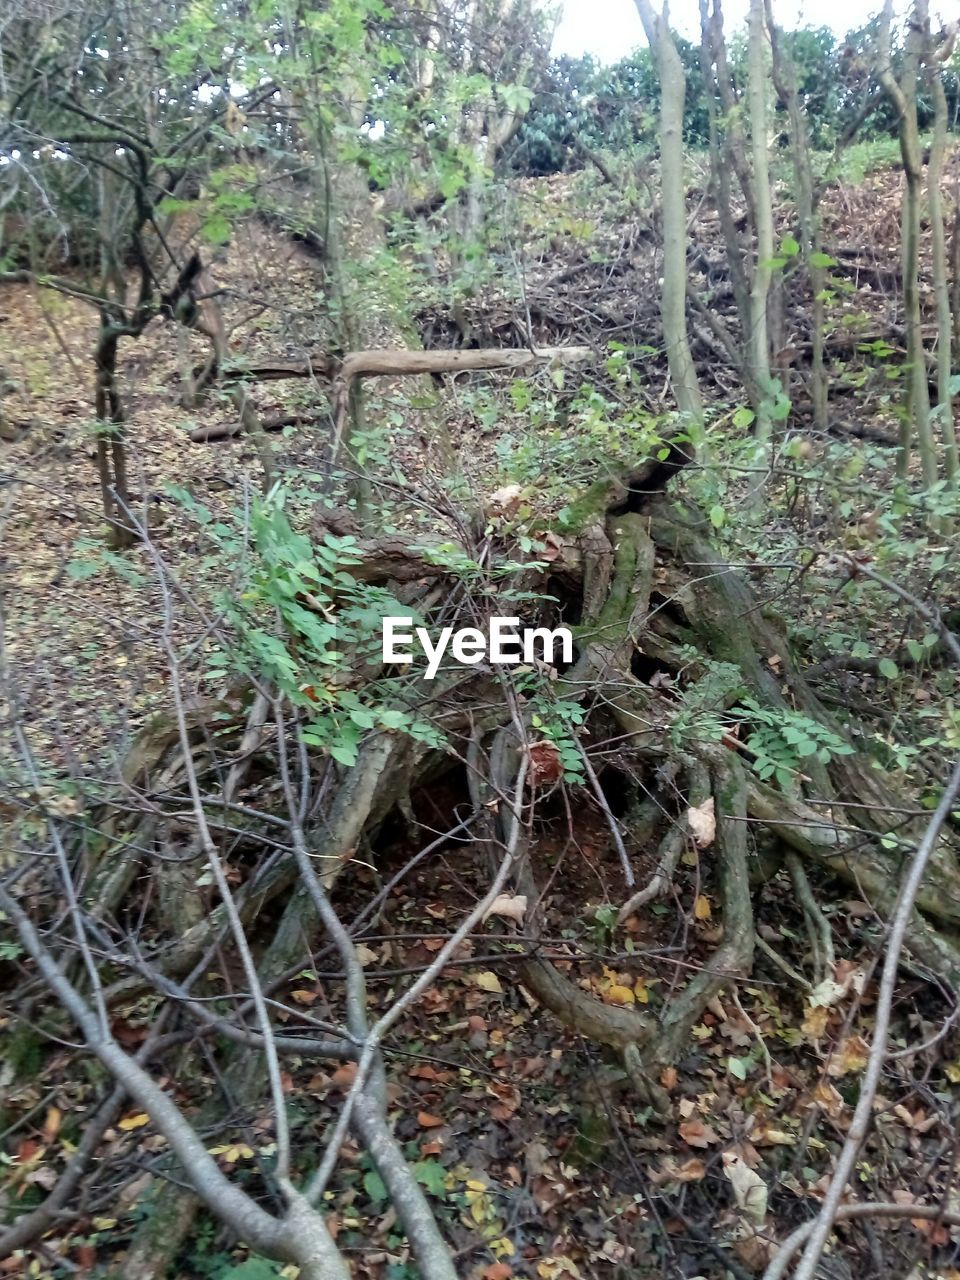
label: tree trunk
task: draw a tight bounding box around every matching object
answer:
[634,0,704,428]
[920,0,958,487]
[878,0,938,488]
[746,0,774,487]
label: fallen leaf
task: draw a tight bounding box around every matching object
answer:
[801,1003,830,1040]
[536,1258,581,1280]
[473,971,504,995]
[722,1151,768,1224]
[330,1062,358,1090]
[118,1113,150,1132]
[687,796,716,849]
[488,484,524,515]
[42,1106,62,1143]
[483,893,528,925]
[603,983,636,1006]
[826,1034,870,1077]
[417,1111,444,1128]
[807,978,845,1008]
[694,894,712,921]
[290,988,318,1005]
[656,1156,706,1182]
[679,1119,719,1148]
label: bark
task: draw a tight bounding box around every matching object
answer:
[746,0,774,480]
[633,0,704,427]
[920,0,958,486]
[11,461,960,1273]
[765,1,828,431]
[877,0,938,487]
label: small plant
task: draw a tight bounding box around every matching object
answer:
[737,697,854,790]
[172,486,446,767]
[527,691,588,785]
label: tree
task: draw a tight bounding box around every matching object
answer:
[633,0,703,427]
[876,0,937,487]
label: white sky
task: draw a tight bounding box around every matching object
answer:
[551,0,894,63]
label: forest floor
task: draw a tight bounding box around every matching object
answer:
[3,154,960,1280]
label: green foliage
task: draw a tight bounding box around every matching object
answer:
[212,1261,286,1280]
[171,486,445,767]
[528,695,587,786]
[508,44,709,176]
[492,355,671,521]
[737,698,854,790]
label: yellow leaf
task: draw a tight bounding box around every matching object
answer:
[945,1060,960,1083]
[474,971,504,994]
[466,1179,488,1191]
[801,1003,830,1040]
[42,1106,62,1142]
[490,1236,515,1258]
[118,1113,150,1131]
[604,984,635,1006]
[91,1217,117,1230]
[826,1034,870,1077]
[209,1143,254,1161]
[634,978,650,1004]
[694,894,712,921]
[537,1258,581,1280]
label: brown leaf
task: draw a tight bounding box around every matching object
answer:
[330,1062,358,1090]
[679,1119,719,1148]
[528,740,563,786]
[290,988,318,1005]
[417,1111,444,1128]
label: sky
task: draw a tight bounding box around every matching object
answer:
[550,0,894,64]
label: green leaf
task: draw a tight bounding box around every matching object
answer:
[413,1159,447,1196]
[215,1260,285,1280]
[733,406,755,429]
[809,251,837,269]
[878,658,898,680]
[328,740,359,766]
[364,1169,388,1204]
[200,212,231,245]
[770,393,792,422]
[709,504,726,529]
[779,234,800,258]
[728,1056,749,1080]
